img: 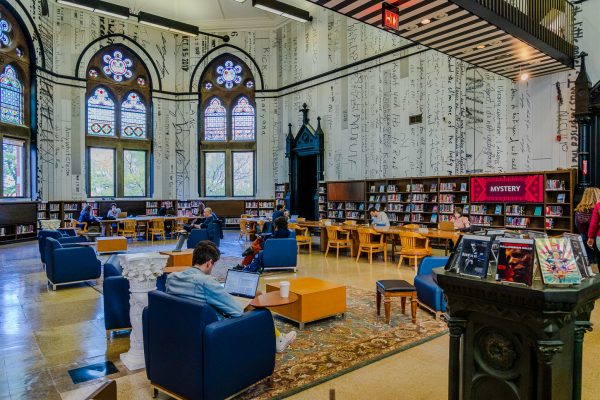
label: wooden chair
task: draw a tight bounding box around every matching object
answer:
[343,220,357,225]
[69,219,87,234]
[239,217,256,241]
[396,231,433,271]
[324,226,352,259]
[136,220,148,240]
[356,228,387,264]
[173,216,188,238]
[147,219,166,242]
[118,219,137,241]
[290,223,312,254]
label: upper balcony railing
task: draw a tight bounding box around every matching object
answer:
[473,0,574,58]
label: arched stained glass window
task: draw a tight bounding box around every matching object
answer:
[232,96,255,141]
[87,87,115,136]
[204,98,227,141]
[121,92,146,139]
[0,65,22,125]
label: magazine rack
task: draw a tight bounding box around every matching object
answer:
[435,269,600,400]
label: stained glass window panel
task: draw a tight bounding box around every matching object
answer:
[232,97,255,141]
[123,150,146,197]
[216,60,242,89]
[205,152,225,196]
[87,87,115,136]
[0,65,22,125]
[204,98,226,141]
[2,138,24,197]
[233,152,254,196]
[121,92,147,139]
[89,148,115,197]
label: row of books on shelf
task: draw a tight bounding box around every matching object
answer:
[318,196,326,203]
[327,202,365,211]
[0,225,36,236]
[246,201,275,209]
[446,231,593,287]
[546,179,566,190]
[177,201,204,209]
[439,195,468,203]
[146,201,174,208]
[440,182,468,192]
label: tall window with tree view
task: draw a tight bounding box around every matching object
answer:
[86,45,151,197]
[200,53,256,197]
[0,5,32,198]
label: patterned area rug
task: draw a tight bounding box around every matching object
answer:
[235,286,447,399]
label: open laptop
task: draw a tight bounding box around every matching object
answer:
[224,269,260,308]
[290,215,299,222]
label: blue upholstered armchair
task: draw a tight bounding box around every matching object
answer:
[143,291,276,400]
[45,237,101,290]
[186,221,222,249]
[262,236,298,271]
[38,229,85,265]
[414,256,448,318]
[187,229,210,249]
[103,255,166,336]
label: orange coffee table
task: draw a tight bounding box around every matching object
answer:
[96,236,127,254]
[159,249,194,267]
[266,277,346,329]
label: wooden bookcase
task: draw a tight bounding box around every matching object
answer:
[244,200,275,217]
[322,170,576,233]
[0,202,37,244]
[275,183,288,207]
[318,182,327,220]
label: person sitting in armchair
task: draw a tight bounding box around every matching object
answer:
[238,217,291,272]
[166,240,296,353]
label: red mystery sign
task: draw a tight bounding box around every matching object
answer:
[470,175,544,203]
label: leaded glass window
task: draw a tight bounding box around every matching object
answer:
[232,97,255,141]
[204,98,227,141]
[87,87,115,136]
[0,18,12,47]
[0,65,22,125]
[216,60,242,89]
[121,92,146,139]
[102,50,133,82]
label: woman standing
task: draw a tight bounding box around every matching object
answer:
[575,188,600,258]
[575,188,600,263]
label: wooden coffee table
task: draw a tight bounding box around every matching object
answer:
[250,291,299,308]
[159,249,194,267]
[266,277,346,329]
[96,236,128,254]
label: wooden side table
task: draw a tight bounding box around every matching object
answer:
[159,249,194,267]
[376,280,418,324]
[250,291,299,308]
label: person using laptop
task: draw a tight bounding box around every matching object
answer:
[369,207,390,228]
[166,240,296,353]
[272,204,285,223]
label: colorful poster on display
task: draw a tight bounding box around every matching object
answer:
[563,233,593,277]
[535,238,581,286]
[496,238,535,286]
[470,175,544,203]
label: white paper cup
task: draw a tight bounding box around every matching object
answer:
[280,281,290,298]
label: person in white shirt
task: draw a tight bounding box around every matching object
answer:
[369,207,390,228]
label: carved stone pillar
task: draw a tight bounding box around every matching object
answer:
[118,253,169,371]
[447,318,467,400]
[573,322,593,399]
[535,340,563,400]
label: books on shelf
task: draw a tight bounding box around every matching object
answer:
[535,238,581,285]
[387,203,404,212]
[470,215,493,226]
[457,235,492,278]
[440,182,456,192]
[460,183,467,191]
[494,205,503,215]
[545,206,563,216]
[534,206,542,216]
[563,233,593,278]
[545,218,555,229]
[461,196,468,204]
[546,179,566,190]
[557,193,565,203]
[387,194,403,202]
[411,194,429,203]
[430,183,437,192]
[506,205,525,215]
[439,194,455,203]
[430,214,438,223]
[506,217,530,228]
[440,204,454,214]
[470,205,487,215]
[16,225,35,235]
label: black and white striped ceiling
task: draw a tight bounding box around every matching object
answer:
[308,0,572,80]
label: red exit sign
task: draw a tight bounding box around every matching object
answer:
[382,3,400,30]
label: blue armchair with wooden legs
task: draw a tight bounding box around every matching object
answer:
[38,229,85,266]
[45,237,101,290]
[143,291,275,400]
[413,256,448,319]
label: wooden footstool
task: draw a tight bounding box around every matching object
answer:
[96,236,127,254]
[159,249,194,267]
[376,280,418,324]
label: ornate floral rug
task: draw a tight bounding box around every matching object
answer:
[234,286,447,399]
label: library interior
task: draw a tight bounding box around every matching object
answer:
[2,0,600,399]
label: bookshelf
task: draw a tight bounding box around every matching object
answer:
[0,202,37,244]
[244,200,275,217]
[318,182,327,220]
[177,200,205,217]
[37,202,48,221]
[324,170,575,233]
[275,183,288,207]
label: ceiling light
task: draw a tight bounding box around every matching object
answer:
[56,0,129,19]
[435,13,447,20]
[234,0,247,2]
[421,18,431,25]
[138,11,199,36]
[492,40,502,46]
[252,0,312,22]
[520,72,529,81]
[476,44,487,49]
[406,25,418,30]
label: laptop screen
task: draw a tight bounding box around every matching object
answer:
[290,215,299,222]
[224,270,260,299]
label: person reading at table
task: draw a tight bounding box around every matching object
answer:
[106,203,121,219]
[79,205,100,230]
[369,207,390,228]
[166,240,296,353]
[451,207,470,230]
[238,217,292,272]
